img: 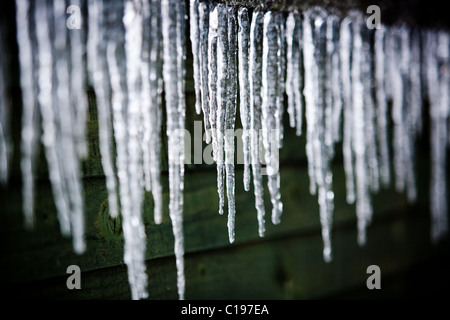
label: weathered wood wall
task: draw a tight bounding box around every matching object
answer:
[0,0,449,300]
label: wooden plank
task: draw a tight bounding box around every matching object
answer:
[2,207,439,299]
[0,157,418,284]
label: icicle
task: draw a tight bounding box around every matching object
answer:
[141,0,163,224]
[104,2,139,300]
[322,13,343,175]
[262,11,283,225]
[69,0,88,158]
[400,26,418,203]
[285,11,303,136]
[361,26,379,195]
[103,0,129,239]
[122,0,148,300]
[388,26,407,195]
[87,0,119,219]
[386,25,418,203]
[302,11,317,197]
[351,15,371,246]
[17,0,88,248]
[434,30,450,240]
[225,6,237,243]
[149,0,163,225]
[249,9,266,237]
[208,4,219,207]
[16,0,40,229]
[53,0,86,254]
[303,8,334,262]
[340,17,355,205]
[374,27,391,187]
[216,4,227,217]
[329,16,342,144]
[426,30,449,243]
[0,23,12,186]
[410,29,423,137]
[141,0,154,193]
[275,12,286,148]
[31,0,86,253]
[189,0,202,115]
[162,0,186,300]
[36,0,69,235]
[198,1,211,144]
[238,7,251,192]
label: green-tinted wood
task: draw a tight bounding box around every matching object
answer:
[3,207,438,299]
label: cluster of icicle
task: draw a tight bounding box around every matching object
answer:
[15,0,88,254]
[190,1,284,244]
[87,0,187,300]
[4,0,449,300]
[191,2,450,263]
[13,0,186,300]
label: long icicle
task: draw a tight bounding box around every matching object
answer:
[238,7,251,192]
[16,0,40,229]
[198,1,211,143]
[208,4,220,214]
[303,8,334,262]
[285,11,302,136]
[340,17,355,205]
[361,25,379,197]
[426,30,449,243]
[374,26,391,187]
[329,16,342,144]
[142,0,154,193]
[351,14,371,246]
[141,0,163,224]
[388,26,407,194]
[225,6,237,243]
[262,11,283,226]
[69,0,88,158]
[249,9,266,237]
[35,0,72,243]
[149,0,163,224]
[53,0,85,254]
[399,26,417,203]
[216,4,228,217]
[303,11,317,197]
[123,0,148,300]
[162,0,186,300]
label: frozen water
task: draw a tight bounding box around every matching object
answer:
[10,0,450,301]
[16,0,40,229]
[226,6,238,243]
[162,0,186,300]
[262,11,283,225]
[286,11,303,136]
[303,8,334,262]
[249,9,266,237]
[238,7,251,192]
